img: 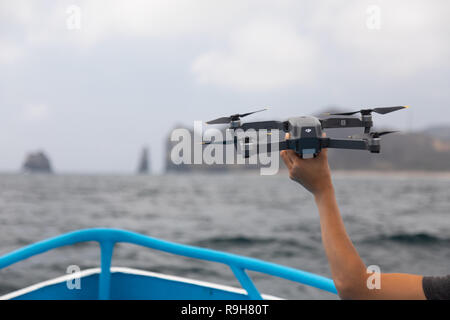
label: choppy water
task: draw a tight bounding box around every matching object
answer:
[0,173,449,299]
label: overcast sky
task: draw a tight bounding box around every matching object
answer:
[0,0,449,173]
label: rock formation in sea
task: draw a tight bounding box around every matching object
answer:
[22,151,53,173]
[137,146,150,174]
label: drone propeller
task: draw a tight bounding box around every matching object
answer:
[370,130,398,138]
[327,106,408,116]
[349,131,398,139]
[201,140,234,145]
[206,108,268,125]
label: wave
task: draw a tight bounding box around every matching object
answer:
[191,236,312,250]
[192,236,276,247]
[362,232,449,245]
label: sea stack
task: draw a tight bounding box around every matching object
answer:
[22,151,53,173]
[137,146,150,174]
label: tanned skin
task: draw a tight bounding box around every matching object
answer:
[280,134,425,300]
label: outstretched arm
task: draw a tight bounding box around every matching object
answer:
[280,146,425,300]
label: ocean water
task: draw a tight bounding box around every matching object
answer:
[0,172,449,299]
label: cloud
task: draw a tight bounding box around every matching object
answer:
[190,0,450,91]
[2,0,449,78]
[79,0,244,38]
[0,1,255,49]
[22,104,50,123]
[0,1,271,67]
[307,0,450,76]
[191,20,318,91]
[0,41,24,64]
[1,1,449,89]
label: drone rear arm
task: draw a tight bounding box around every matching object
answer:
[321,138,368,151]
[320,117,369,129]
[240,121,288,131]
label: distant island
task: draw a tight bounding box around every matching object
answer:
[164,121,450,173]
[22,151,53,173]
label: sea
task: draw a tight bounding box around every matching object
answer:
[0,172,449,299]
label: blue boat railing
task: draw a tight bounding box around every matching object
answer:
[0,228,337,299]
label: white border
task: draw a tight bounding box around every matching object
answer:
[0,267,282,300]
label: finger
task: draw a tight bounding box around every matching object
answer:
[320,131,328,158]
[280,150,293,169]
[318,147,328,159]
[283,133,298,165]
[285,149,301,166]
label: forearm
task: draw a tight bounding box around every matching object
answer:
[281,148,426,299]
[314,189,426,300]
[314,187,367,299]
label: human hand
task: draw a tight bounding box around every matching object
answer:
[280,133,334,199]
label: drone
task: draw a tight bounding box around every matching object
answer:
[203,106,408,158]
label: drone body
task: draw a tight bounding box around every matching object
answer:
[204,106,408,158]
[285,116,324,156]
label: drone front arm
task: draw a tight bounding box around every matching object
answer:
[247,137,370,158]
[235,136,379,159]
[249,138,319,156]
[248,137,368,153]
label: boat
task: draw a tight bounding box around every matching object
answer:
[0,228,337,300]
